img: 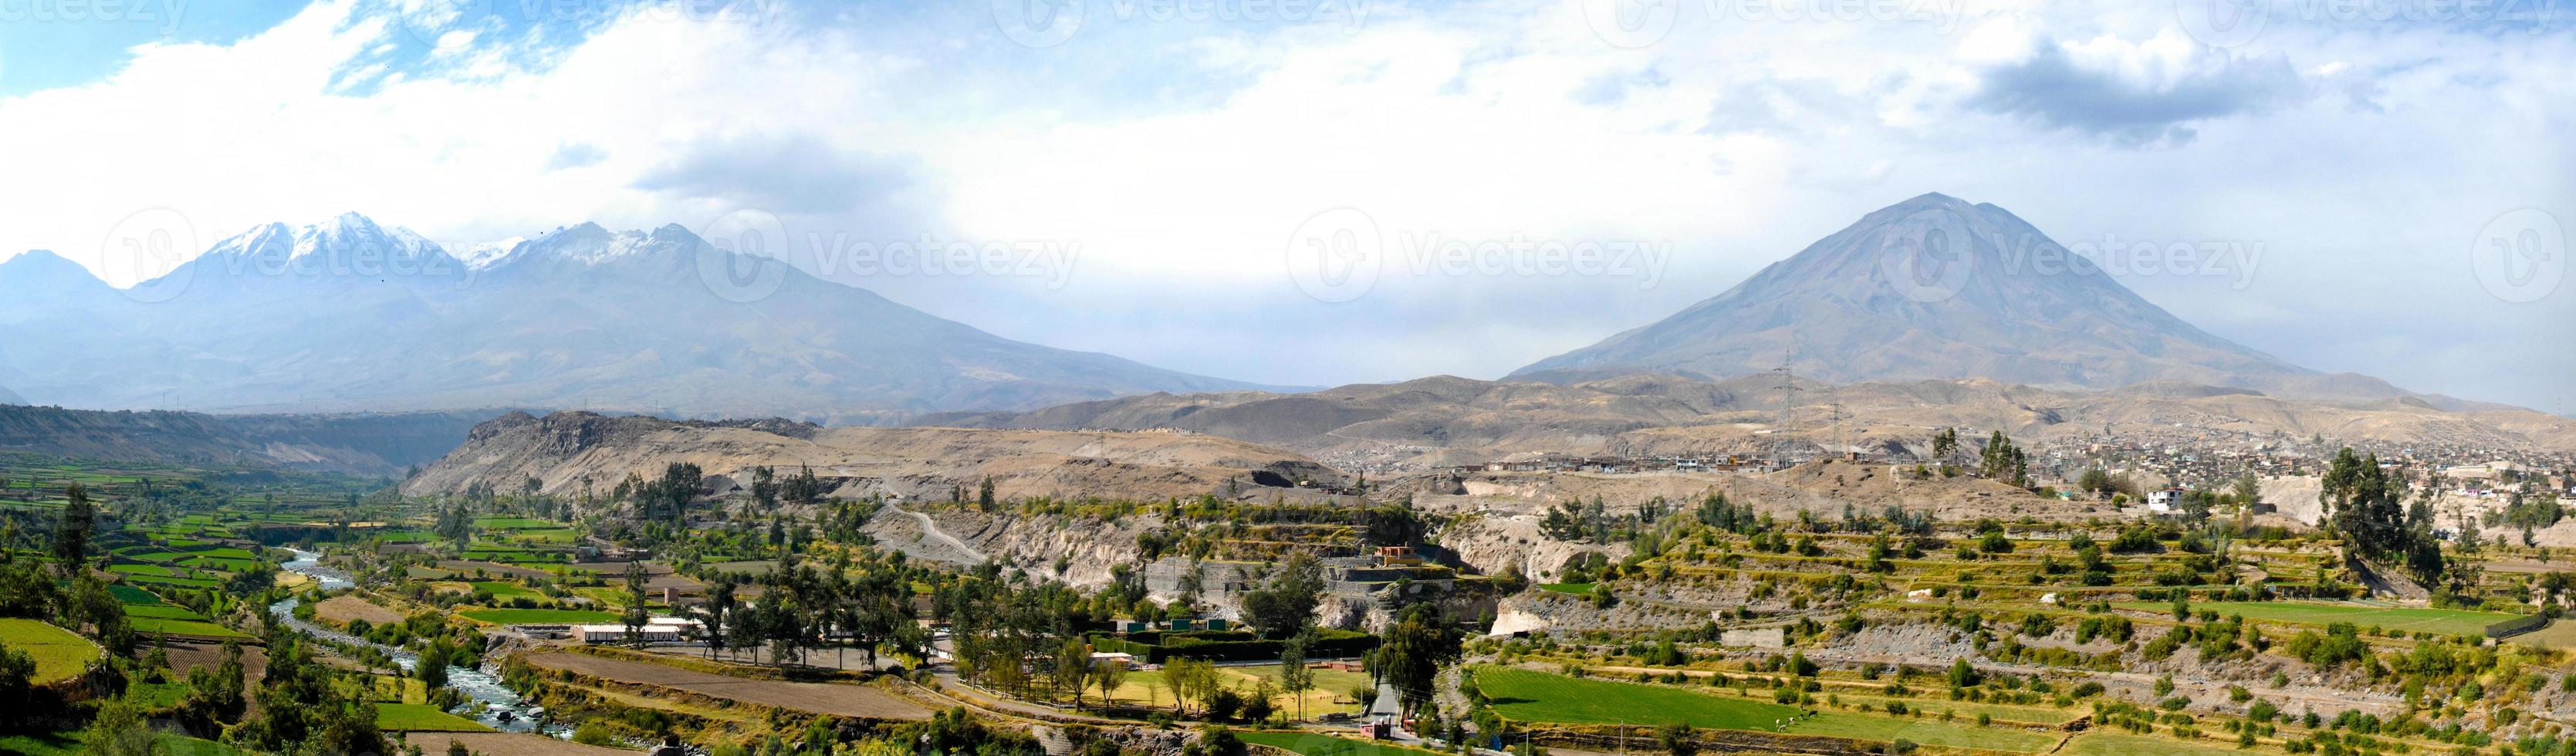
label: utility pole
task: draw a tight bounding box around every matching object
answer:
[1772,348,1802,467]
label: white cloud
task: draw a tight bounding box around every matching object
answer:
[0,0,2571,407]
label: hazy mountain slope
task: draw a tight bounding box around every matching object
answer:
[0,403,499,474]
[1509,193,2414,403]
[928,374,2576,473]
[403,410,1347,502]
[0,384,19,404]
[0,216,1273,424]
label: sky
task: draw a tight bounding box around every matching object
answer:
[1,0,2571,411]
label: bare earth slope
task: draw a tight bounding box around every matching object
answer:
[403,410,1347,501]
[925,375,2576,474]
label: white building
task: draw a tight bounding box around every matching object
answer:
[574,616,701,644]
[2145,488,2184,513]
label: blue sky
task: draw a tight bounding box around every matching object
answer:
[2,0,2572,411]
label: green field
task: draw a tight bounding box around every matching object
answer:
[468,581,543,599]
[2118,600,2521,636]
[1474,667,2053,752]
[374,703,495,732]
[108,585,164,605]
[121,575,221,589]
[1238,731,1445,756]
[129,617,252,639]
[0,618,103,683]
[457,608,621,624]
[123,604,208,619]
[181,556,260,572]
[1536,583,1596,596]
[1476,666,1800,731]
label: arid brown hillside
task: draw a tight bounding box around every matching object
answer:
[403,410,1348,502]
[924,375,2576,473]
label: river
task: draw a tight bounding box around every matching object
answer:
[270,548,568,737]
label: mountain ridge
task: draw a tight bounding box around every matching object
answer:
[0,214,1280,424]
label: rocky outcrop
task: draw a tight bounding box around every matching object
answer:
[406,411,1348,506]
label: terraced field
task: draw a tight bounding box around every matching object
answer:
[2114,600,2521,636]
[0,619,102,683]
[1474,666,2054,752]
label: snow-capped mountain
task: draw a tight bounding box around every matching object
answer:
[0,214,1277,423]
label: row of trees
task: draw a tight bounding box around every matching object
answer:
[683,552,931,671]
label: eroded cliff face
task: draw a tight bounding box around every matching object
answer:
[402,410,1349,504]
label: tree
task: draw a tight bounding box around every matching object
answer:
[1947,657,1980,688]
[622,559,651,646]
[977,477,997,511]
[703,580,736,660]
[85,698,158,756]
[1054,640,1094,707]
[1978,432,2029,488]
[2321,447,2436,578]
[2233,471,2262,510]
[55,483,95,575]
[1163,657,1217,715]
[1094,656,1129,711]
[1930,428,1958,462]
[1374,604,1461,717]
[1656,723,1699,756]
[1242,553,1326,638]
[1279,633,1317,721]
[2078,468,2113,497]
[0,644,34,711]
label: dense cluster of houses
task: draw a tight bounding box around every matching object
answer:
[1448,454,1773,476]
